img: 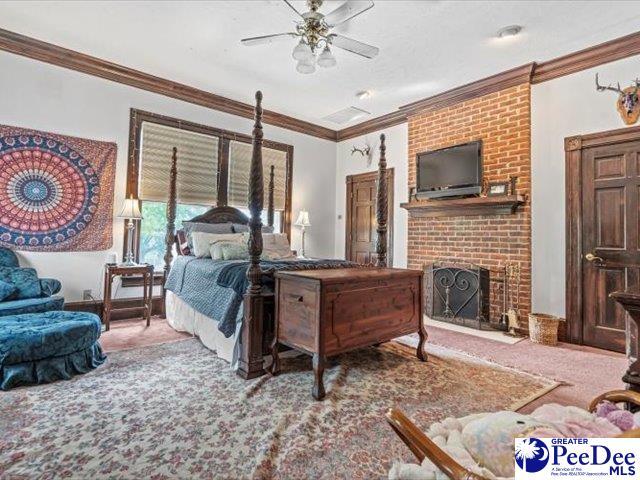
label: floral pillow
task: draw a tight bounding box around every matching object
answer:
[0,267,42,300]
[0,279,17,301]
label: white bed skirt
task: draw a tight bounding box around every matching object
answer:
[165,290,240,369]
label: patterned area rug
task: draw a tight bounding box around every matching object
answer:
[0,339,557,479]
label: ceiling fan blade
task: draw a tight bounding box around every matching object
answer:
[283,0,305,19]
[324,1,374,27]
[241,33,297,46]
[329,34,379,59]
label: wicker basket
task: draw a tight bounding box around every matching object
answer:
[528,313,561,346]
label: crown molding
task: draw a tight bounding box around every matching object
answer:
[0,28,338,142]
[335,109,407,141]
[532,30,640,84]
[399,63,535,114]
[1,27,639,145]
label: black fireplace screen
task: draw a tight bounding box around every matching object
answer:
[425,263,491,330]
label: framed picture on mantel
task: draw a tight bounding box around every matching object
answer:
[487,181,510,197]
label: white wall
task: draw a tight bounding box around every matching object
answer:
[0,52,337,302]
[531,55,640,317]
[335,123,409,267]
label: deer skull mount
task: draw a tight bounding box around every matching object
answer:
[595,73,640,125]
[351,144,373,166]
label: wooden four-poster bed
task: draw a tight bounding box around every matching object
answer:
[162,91,427,381]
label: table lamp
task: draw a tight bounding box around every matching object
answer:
[294,210,311,258]
[118,195,143,266]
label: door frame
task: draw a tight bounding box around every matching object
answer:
[345,168,395,266]
[565,124,640,345]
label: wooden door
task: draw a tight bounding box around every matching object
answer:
[567,128,640,353]
[345,170,394,266]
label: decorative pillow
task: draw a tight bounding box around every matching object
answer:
[191,232,245,258]
[232,223,274,234]
[210,241,250,261]
[0,279,17,301]
[0,267,42,300]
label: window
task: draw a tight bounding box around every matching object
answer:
[126,109,293,272]
[138,201,208,269]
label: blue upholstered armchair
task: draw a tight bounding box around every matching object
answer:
[0,248,64,317]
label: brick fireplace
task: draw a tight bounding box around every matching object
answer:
[405,83,531,327]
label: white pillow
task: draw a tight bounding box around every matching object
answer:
[191,232,245,258]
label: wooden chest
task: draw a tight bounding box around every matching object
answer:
[270,268,426,399]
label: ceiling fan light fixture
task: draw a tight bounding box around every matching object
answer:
[296,58,316,74]
[292,40,313,61]
[317,46,337,68]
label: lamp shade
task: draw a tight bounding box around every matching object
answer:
[294,210,311,227]
[117,197,143,220]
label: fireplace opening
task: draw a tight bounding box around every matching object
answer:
[425,262,506,331]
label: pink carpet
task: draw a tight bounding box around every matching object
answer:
[99,316,190,352]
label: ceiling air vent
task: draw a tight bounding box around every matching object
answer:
[322,106,370,125]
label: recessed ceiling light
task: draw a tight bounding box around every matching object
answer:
[497,25,522,39]
[356,90,372,100]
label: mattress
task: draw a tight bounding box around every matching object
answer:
[165,290,240,369]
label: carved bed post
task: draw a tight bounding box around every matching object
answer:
[376,133,388,268]
[238,91,265,379]
[161,147,178,318]
[267,164,275,229]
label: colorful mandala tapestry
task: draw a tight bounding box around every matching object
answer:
[0,126,116,251]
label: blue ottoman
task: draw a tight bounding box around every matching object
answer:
[0,311,106,390]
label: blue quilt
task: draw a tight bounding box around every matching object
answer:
[164,256,358,338]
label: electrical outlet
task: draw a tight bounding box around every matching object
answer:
[83,289,92,301]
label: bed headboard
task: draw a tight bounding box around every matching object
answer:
[172,206,249,255]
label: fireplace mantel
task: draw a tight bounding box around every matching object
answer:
[401,195,525,218]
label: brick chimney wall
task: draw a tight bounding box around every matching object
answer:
[407,83,531,324]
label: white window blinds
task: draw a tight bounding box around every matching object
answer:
[139,122,219,205]
[228,140,288,210]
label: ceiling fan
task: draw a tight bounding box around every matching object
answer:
[241,0,379,74]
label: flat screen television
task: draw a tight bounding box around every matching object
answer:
[416,140,482,199]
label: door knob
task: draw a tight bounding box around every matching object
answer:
[585,252,604,263]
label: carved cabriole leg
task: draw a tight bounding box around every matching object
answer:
[376,133,388,268]
[162,147,178,319]
[312,353,326,400]
[238,91,266,380]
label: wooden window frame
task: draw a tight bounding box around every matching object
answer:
[123,108,293,286]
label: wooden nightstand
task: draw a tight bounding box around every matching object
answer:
[103,263,154,331]
[270,268,425,400]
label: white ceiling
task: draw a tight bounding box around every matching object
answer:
[2,1,640,129]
